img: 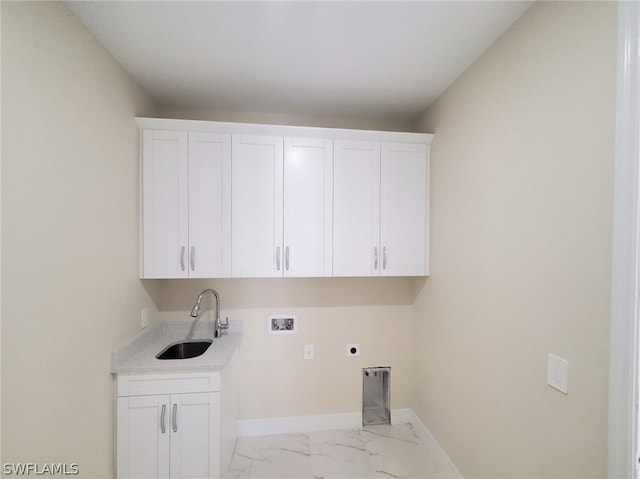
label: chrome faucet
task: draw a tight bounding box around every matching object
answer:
[190,288,228,338]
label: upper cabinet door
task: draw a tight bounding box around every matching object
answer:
[141,130,231,279]
[141,130,189,278]
[231,135,284,277]
[333,140,381,277]
[380,142,428,276]
[188,133,231,278]
[283,138,333,277]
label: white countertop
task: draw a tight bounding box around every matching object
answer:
[112,321,242,374]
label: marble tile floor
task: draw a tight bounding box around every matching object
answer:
[227,423,460,479]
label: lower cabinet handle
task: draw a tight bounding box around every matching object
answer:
[190,246,195,271]
[160,404,166,434]
[180,246,186,271]
[172,403,177,433]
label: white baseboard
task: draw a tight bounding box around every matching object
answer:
[237,411,361,437]
[237,408,416,437]
[237,408,463,478]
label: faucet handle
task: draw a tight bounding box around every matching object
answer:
[217,317,230,330]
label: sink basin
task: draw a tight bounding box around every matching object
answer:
[156,339,213,360]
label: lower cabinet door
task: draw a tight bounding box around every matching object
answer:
[117,392,221,479]
[117,395,171,479]
[170,392,221,479]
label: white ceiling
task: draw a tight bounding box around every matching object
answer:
[67,1,531,123]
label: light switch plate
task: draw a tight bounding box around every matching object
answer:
[547,354,569,394]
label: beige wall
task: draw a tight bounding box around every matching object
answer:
[159,106,415,133]
[2,2,158,476]
[230,304,413,419]
[154,277,423,420]
[412,2,616,477]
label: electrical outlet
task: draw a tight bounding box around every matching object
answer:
[347,344,360,357]
[304,344,314,360]
[141,307,149,329]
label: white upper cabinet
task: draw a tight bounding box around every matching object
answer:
[380,142,428,276]
[231,136,333,278]
[188,133,232,278]
[333,141,381,276]
[231,135,284,278]
[141,130,188,279]
[333,140,429,277]
[283,137,333,277]
[138,118,431,279]
[141,130,231,279]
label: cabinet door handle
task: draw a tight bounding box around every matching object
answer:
[276,246,281,271]
[190,246,195,271]
[160,404,166,434]
[373,247,379,270]
[172,403,177,433]
[180,246,186,271]
[383,247,387,270]
[285,246,290,271]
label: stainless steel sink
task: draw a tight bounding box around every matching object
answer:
[156,339,213,360]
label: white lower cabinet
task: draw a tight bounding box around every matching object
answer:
[116,371,234,479]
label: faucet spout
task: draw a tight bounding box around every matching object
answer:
[189,288,228,338]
